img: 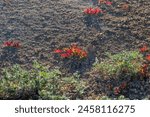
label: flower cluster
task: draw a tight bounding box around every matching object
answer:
[2,40,21,48]
[54,44,87,59]
[83,7,103,15]
[139,45,150,61]
[139,45,149,53]
[139,45,150,76]
[83,0,112,15]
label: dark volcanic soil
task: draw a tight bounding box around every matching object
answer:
[0,0,150,68]
[0,0,150,99]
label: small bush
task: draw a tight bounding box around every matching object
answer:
[0,65,37,99]
[93,51,144,79]
[0,61,86,100]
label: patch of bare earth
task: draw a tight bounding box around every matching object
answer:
[0,0,150,99]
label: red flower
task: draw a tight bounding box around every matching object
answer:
[105,1,112,5]
[94,8,102,14]
[60,53,70,58]
[114,87,120,95]
[65,49,73,54]
[2,41,20,48]
[139,45,148,52]
[12,42,20,48]
[3,41,13,47]
[83,8,102,15]
[54,45,87,59]
[84,8,92,14]
[146,54,150,61]
[83,8,90,14]
[54,49,62,53]
[90,9,95,14]
[75,48,81,54]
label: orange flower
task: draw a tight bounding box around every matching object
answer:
[54,45,87,59]
[75,48,81,54]
[80,51,87,58]
[139,45,148,52]
[146,55,150,61]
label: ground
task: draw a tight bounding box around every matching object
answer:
[0,0,150,99]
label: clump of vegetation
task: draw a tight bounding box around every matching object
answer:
[0,61,86,100]
[93,50,144,79]
[54,44,88,72]
[0,65,37,99]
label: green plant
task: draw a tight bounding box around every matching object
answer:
[93,51,144,78]
[0,65,36,99]
[33,62,86,99]
[100,95,128,100]
[60,75,86,99]
[32,61,64,99]
[0,61,86,100]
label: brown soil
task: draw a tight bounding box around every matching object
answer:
[0,0,150,99]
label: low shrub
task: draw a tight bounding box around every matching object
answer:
[93,50,144,79]
[0,65,37,99]
[0,61,86,100]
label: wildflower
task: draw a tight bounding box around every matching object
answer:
[83,8,91,14]
[114,87,120,95]
[2,40,20,48]
[83,8,102,15]
[12,42,20,48]
[54,45,87,59]
[74,48,82,54]
[60,53,70,58]
[139,45,148,52]
[105,1,112,5]
[80,51,87,58]
[65,49,73,55]
[54,49,62,53]
[146,55,150,61]
[3,41,13,47]
[94,8,103,14]
[90,8,97,14]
